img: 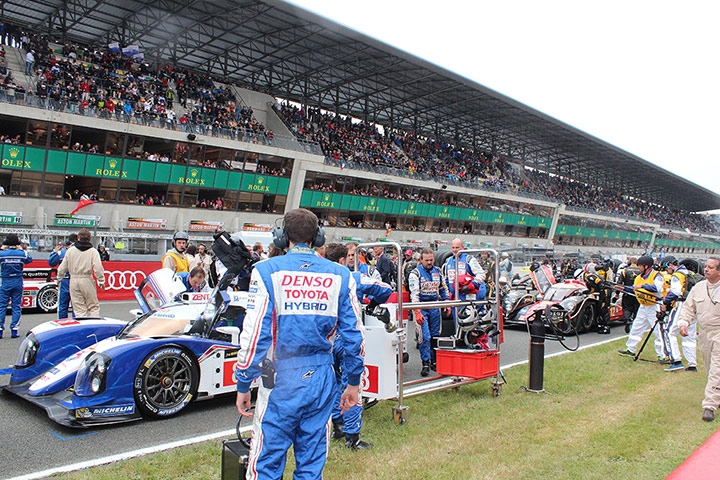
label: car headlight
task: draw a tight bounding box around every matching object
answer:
[14,333,39,369]
[74,352,112,397]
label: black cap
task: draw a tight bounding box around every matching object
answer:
[637,255,654,267]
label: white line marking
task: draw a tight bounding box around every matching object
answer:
[7,426,253,480]
[12,335,627,480]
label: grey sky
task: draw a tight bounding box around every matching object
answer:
[289,0,720,212]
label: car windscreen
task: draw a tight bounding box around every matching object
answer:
[543,285,578,301]
[124,312,194,337]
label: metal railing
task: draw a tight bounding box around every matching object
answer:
[0,89,322,155]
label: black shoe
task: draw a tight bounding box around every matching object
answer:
[430,362,437,372]
[331,420,344,440]
[420,362,430,377]
[345,433,373,450]
[618,349,635,357]
[685,366,698,372]
[703,409,714,422]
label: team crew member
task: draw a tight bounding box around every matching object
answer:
[373,246,394,285]
[617,257,640,328]
[409,248,451,377]
[583,261,613,334]
[235,209,364,479]
[661,256,695,372]
[618,255,667,359]
[443,238,486,303]
[346,242,381,281]
[57,228,105,317]
[48,234,77,319]
[162,231,189,273]
[197,244,213,275]
[0,234,32,338]
[677,257,720,421]
[175,266,208,293]
[326,242,392,450]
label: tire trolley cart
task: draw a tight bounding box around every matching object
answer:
[357,243,504,425]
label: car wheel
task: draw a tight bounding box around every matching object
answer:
[37,286,59,312]
[574,302,596,332]
[134,347,199,418]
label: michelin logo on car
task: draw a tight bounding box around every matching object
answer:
[75,404,135,418]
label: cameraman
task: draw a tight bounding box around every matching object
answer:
[235,209,364,478]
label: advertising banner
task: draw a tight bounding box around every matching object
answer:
[189,220,224,232]
[127,218,168,230]
[54,214,101,227]
[0,211,22,224]
[243,223,273,232]
[26,260,159,301]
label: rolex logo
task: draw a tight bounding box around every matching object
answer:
[191,169,199,177]
[370,199,375,205]
[9,147,20,158]
[109,159,118,168]
[410,204,415,209]
[257,177,263,184]
[324,194,330,201]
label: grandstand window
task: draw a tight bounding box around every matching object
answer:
[224,190,238,210]
[50,124,72,149]
[126,135,145,158]
[119,181,139,203]
[43,173,65,199]
[18,171,43,197]
[272,195,287,214]
[0,115,26,143]
[99,179,119,202]
[166,185,182,206]
[27,121,49,146]
[0,170,16,195]
[67,125,103,152]
[106,132,125,156]
[188,144,205,165]
[63,175,100,200]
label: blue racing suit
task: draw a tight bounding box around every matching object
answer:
[48,247,73,318]
[333,271,392,435]
[443,253,486,301]
[0,248,33,333]
[409,264,450,363]
[175,271,208,293]
[235,244,364,480]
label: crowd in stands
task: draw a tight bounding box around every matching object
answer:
[0,22,716,235]
[1,23,273,145]
[279,102,719,234]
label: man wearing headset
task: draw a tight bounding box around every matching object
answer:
[235,208,364,479]
[162,231,189,273]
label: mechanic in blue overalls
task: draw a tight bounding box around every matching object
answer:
[235,208,364,480]
[443,238,487,321]
[48,233,77,319]
[175,266,208,293]
[325,242,393,450]
[0,233,33,338]
[409,247,451,377]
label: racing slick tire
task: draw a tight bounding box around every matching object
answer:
[134,346,199,419]
[574,302,596,333]
[36,285,59,312]
[434,250,453,268]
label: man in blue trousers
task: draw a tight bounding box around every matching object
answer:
[325,242,393,450]
[48,234,77,319]
[235,208,364,480]
[0,234,33,338]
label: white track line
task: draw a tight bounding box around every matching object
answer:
[10,334,627,480]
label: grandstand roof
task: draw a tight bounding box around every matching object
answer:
[6,0,720,211]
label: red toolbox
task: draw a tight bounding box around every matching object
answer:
[435,349,499,379]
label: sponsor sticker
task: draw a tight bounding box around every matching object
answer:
[76,404,135,418]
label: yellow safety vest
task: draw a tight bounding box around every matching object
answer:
[162,251,189,273]
[634,271,662,306]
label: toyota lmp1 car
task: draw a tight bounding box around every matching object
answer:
[503,265,623,332]
[3,269,251,427]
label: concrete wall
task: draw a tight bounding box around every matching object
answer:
[232,86,294,138]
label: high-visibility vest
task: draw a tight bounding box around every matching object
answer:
[162,251,189,273]
[634,271,662,306]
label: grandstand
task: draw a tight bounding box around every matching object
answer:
[0,0,719,258]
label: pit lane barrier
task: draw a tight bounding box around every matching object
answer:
[666,428,720,479]
[356,243,503,425]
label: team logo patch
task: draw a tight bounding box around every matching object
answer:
[302,369,316,379]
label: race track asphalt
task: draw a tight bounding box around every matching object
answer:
[0,300,628,479]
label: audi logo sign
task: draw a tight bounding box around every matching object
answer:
[104,270,147,291]
[26,260,159,301]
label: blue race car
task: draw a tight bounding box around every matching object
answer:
[3,269,250,428]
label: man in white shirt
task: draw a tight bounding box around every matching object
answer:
[25,50,34,76]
